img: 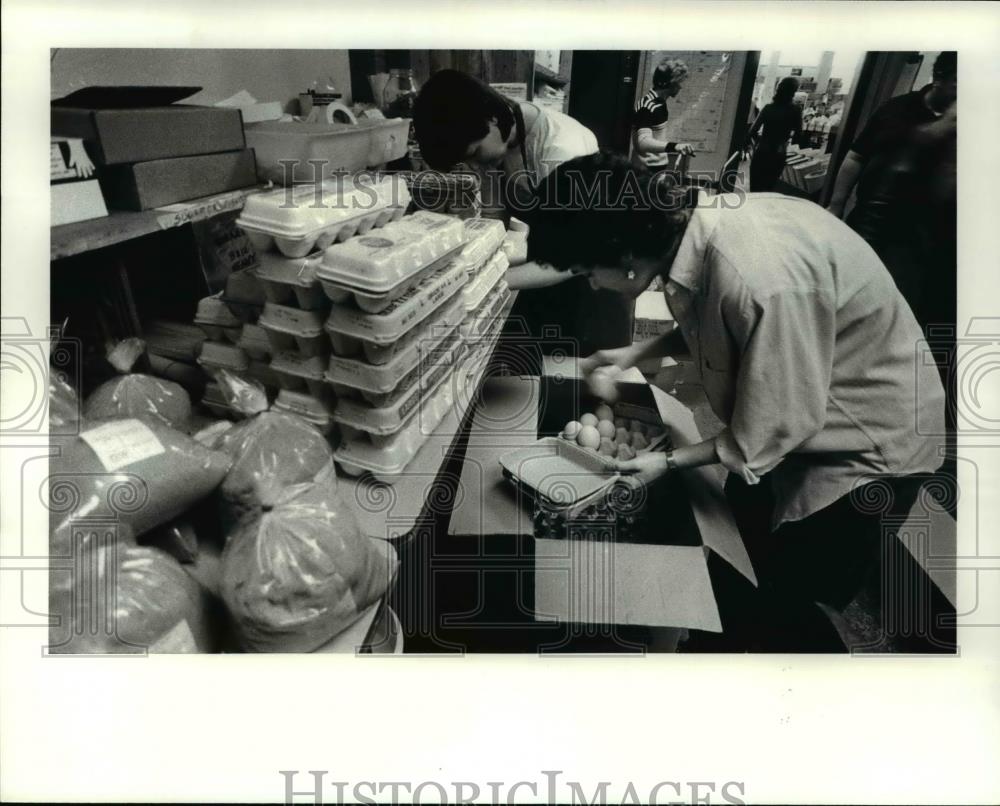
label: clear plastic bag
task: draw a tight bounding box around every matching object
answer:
[83,338,193,431]
[49,542,213,654]
[49,368,83,437]
[49,417,232,538]
[220,481,397,652]
[207,372,335,525]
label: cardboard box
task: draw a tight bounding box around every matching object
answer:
[52,104,246,166]
[99,150,257,211]
[450,370,757,633]
[50,138,107,226]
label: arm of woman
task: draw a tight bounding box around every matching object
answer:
[505,261,575,290]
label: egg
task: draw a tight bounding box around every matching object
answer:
[588,368,620,403]
[576,424,601,450]
[596,419,616,439]
[616,443,636,461]
[631,432,649,451]
[599,438,616,456]
[580,413,599,428]
[594,403,614,422]
[562,420,582,440]
[615,427,631,445]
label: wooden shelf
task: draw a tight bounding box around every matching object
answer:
[50,185,265,261]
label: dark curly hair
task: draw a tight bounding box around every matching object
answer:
[413,69,519,171]
[521,151,694,271]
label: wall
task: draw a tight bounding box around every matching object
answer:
[51,49,352,112]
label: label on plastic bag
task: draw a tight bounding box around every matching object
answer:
[149,619,198,653]
[80,419,165,472]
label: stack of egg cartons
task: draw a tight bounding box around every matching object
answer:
[317,209,470,482]
[453,217,510,386]
[220,174,411,431]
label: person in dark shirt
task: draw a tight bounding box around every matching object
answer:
[632,59,696,171]
[743,76,803,191]
[827,51,956,335]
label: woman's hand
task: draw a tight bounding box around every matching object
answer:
[579,346,639,402]
[675,142,696,156]
[612,451,670,485]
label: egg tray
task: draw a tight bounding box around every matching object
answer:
[459,282,510,341]
[454,217,507,274]
[316,211,467,304]
[332,331,463,438]
[255,251,330,310]
[238,324,272,361]
[269,351,330,399]
[194,293,243,343]
[271,389,338,437]
[325,296,465,397]
[329,326,463,410]
[334,366,457,482]
[236,176,410,259]
[462,249,509,312]
[257,303,330,358]
[324,256,468,353]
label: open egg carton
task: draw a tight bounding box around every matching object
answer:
[325,295,466,403]
[236,174,410,258]
[500,403,672,541]
[315,210,467,314]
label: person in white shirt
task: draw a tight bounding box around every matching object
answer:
[413,69,633,362]
[524,151,950,651]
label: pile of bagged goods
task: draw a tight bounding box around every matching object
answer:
[49,173,513,653]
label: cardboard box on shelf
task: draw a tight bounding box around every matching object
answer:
[52,86,246,166]
[100,150,258,211]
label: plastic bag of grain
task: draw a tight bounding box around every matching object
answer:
[207,371,335,526]
[49,541,213,653]
[50,368,83,437]
[84,338,193,432]
[221,480,396,652]
[49,417,231,538]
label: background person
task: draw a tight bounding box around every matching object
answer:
[413,69,633,362]
[525,152,949,651]
[631,58,697,173]
[743,76,803,191]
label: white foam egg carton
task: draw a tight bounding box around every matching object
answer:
[324,257,467,354]
[197,340,250,377]
[271,389,337,437]
[325,297,465,399]
[462,249,508,312]
[316,211,466,309]
[459,282,511,340]
[257,303,330,357]
[236,175,410,258]
[194,293,243,343]
[334,366,458,481]
[269,351,330,398]
[238,323,272,361]
[255,251,329,310]
[332,329,463,438]
[455,217,507,274]
[247,360,281,390]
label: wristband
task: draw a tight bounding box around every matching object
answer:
[664,450,678,472]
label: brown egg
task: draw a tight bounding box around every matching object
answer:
[595,404,614,422]
[576,424,601,450]
[580,413,599,428]
[596,419,616,439]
